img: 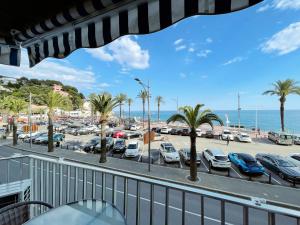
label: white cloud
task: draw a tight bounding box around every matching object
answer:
[222,57,245,66]
[197,49,212,58]
[0,50,98,92]
[174,39,184,45]
[188,47,195,52]
[86,36,150,70]
[179,73,187,79]
[206,38,213,43]
[175,45,187,51]
[261,22,300,55]
[257,0,300,12]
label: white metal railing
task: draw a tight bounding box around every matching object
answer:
[0,155,300,225]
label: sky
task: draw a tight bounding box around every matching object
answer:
[1,0,300,111]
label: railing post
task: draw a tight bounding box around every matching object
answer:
[150,184,154,225]
[182,191,186,225]
[92,171,96,200]
[59,164,63,205]
[136,181,140,225]
[66,165,71,203]
[52,163,56,207]
[101,173,106,201]
[74,167,78,201]
[7,159,10,183]
[221,200,225,225]
[268,212,275,225]
[112,175,116,205]
[243,206,249,225]
[83,169,87,200]
[165,187,169,225]
[46,162,49,203]
[40,161,44,202]
[201,196,204,225]
[123,178,128,218]
[29,158,34,201]
[34,160,38,201]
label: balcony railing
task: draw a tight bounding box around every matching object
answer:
[0,155,300,225]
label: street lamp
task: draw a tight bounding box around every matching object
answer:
[134,78,151,172]
[172,97,179,113]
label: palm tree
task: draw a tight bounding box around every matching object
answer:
[45,91,72,152]
[167,104,223,181]
[137,90,148,128]
[91,93,119,163]
[2,96,27,145]
[127,98,133,121]
[155,96,164,122]
[89,93,97,124]
[115,93,127,125]
[263,79,300,132]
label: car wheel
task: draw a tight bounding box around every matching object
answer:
[279,172,285,180]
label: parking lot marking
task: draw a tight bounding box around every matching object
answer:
[230,167,242,178]
[137,153,143,162]
[199,157,209,172]
[179,159,183,168]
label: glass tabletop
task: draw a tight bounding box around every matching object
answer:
[24,200,126,225]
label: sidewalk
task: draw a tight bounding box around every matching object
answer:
[2,142,300,209]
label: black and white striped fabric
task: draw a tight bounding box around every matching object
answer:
[20,0,262,67]
[0,38,20,66]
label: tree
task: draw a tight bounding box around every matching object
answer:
[45,91,72,152]
[91,93,119,163]
[263,79,300,132]
[115,93,127,124]
[127,98,133,121]
[89,93,97,124]
[137,90,148,128]
[167,104,223,181]
[2,96,27,145]
[155,96,164,122]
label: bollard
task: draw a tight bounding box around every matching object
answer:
[67,145,69,150]
[292,179,296,188]
[208,163,212,174]
[248,175,252,181]
[227,168,230,177]
[268,173,272,184]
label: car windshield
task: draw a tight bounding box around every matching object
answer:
[215,156,228,161]
[280,135,292,139]
[165,146,176,153]
[277,159,295,167]
[242,134,249,138]
[90,139,99,144]
[224,131,231,134]
[116,140,124,145]
[128,144,137,149]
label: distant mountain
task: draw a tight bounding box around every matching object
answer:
[0,77,85,110]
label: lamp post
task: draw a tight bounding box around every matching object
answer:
[172,97,179,113]
[134,78,151,172]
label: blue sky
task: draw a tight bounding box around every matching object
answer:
[1,0,300,111]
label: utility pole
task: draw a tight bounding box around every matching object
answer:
[238,92,241,130]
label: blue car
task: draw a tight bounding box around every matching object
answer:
[228,153,264,175]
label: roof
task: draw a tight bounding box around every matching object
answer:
[209,148,225,156]
[0,0,262,67]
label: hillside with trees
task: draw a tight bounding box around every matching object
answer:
[0,77,84,110]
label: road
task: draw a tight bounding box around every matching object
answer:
[0,145,298,225]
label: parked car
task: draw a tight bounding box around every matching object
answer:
[18,132,39,140]
[196,129,204,137]
[24,132,47,143]
[287,153,300,167]
[126,131,142,139]
[130,124,140,131]
[35,133,65,144]
[160,127,171,134]
[63,127,78,135]
[170,128,179,135]
[256,154,300,182]
[236,133,252,143]
[203,148,231,169]
[124,141,140,157]
[204,130,214,139]
[82,137,100,153]
[76,127,90,135]
[159,143,180,163]
[94,137,114,152]
[179,148,201,165]
[112,139,126,153]
[268,131,293,145]
[181,128,190,136]
[221,130,234,141]
[151,127,161,133]
[113,130,126,139]
[228,153,264,175]
[292,135,300,145]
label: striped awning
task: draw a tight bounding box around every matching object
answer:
[0,38,20,66]
[2,0,262,67]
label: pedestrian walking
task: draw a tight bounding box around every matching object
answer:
[226,136,230,146]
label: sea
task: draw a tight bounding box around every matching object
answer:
[122,110,300,134]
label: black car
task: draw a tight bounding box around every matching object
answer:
[181,128,190,136]
[256,154,300,182]
[112,139,126,153]
[82,137,100,153]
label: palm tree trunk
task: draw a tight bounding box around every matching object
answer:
[157,104,160,122]
[48,115,54,152]
[12,117,17,146]
[142,100,145,128]
[189,130,198,181]
[280,101,285,132]
[99,123,107,163]
[119,104,122,125]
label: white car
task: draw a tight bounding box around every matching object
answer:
[287,153,300,167]
[203,148,231,169]
[160,143,180,163]
[161,127,171,134]
[130,125,140,131]
[236,133,252,143]
[196,129,204,137]
[221,130,234,141]
[18,132,39,139]
[125,141,140,158]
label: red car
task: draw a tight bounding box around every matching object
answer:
[113,130,126,139]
